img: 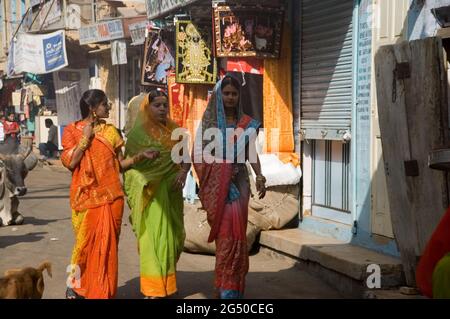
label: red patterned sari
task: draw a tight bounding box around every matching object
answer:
[193,79,260,299]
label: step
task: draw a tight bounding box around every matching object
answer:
[259,228,406,297]
[362,289,426,299]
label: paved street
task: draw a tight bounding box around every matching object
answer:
[0,165,343,299]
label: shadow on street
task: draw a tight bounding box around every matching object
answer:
[26,185,70,194]
[21,195,70,200]
[24,216,70,226]
[0,231,48,248]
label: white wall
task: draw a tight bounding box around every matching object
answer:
[408,0,450,40]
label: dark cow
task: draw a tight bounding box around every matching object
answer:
[0,144,38,226]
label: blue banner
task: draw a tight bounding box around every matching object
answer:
[43,32,66,72]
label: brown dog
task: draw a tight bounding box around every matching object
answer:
[0,261,52,299]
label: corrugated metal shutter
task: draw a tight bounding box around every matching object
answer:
[300,0,354,140]
[292,0,301,153]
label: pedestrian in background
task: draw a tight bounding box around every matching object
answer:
[38,119,59,160]
[3,112,20,151]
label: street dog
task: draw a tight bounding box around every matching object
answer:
[0,261,52,299]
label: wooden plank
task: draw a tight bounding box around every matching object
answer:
[375,37,449,286]
[375,43,418,286]
[403,38,449,254]
[437,28,450,39]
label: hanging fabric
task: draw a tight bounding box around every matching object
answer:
[263,23,298,166]
[226,57,263,75]
[168,72,185,127]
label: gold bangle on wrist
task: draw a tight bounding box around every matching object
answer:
[78,136,90,151]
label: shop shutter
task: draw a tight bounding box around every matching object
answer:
[300,0,354,140]
[292,0,302,153]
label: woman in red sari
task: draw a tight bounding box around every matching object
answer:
[193,75,266,299]
[61,89,157,299]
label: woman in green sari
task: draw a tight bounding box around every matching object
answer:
[124,89,190,298]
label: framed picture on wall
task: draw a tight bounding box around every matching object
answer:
[141,29,175,87]
[175,20,217,84]
[213,5,284,58]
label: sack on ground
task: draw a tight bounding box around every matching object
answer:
[183,202,260,254]
[248,175,299,230]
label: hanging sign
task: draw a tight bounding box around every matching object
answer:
[129,21,148,45]
[39,0,62,28]
[10,30,68,75]
[111,40,128,65]
[145,0,200,20]
[79,19,124,45]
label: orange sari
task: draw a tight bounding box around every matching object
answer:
[61,121,124,299]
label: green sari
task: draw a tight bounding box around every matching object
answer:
[432,253,450,299]
[124,105,185,298]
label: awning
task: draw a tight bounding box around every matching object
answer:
[145,0,202,20]
[88,45,112,55]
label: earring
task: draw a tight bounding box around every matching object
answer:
[92,111,97,119]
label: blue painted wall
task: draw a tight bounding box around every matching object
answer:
[21,0,26,16]
[351,0,399,257]
[352,0,373,248]
[0,3,3,34]
[11,0,17,40]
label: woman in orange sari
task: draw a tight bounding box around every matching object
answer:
[61,89,158,299]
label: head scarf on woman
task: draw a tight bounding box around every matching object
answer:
[124,91,181,236]
[192,75,260,243]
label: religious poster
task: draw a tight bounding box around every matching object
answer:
[141,30,175,87]
[213,5,284,58]
[175,20,217,84]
